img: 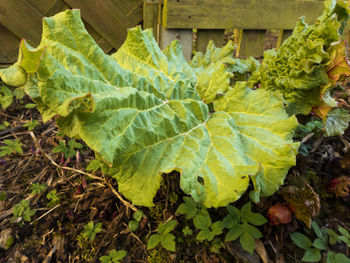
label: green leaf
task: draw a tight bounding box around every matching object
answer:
[290,232,312,250]
[182,226,193,236]
[325,108,350,136]
[338,226,350,239]
[302,248,321,262]
[197,229,214,241]
[13,87,26,100]
[193,209,212,230]
[176,203,188,215]
[86,159,101,172]
[242,223,263,239]
[24,103,36,109]
[339,236,350,247]
[311,221,323,239]
[327,251,350,263]
[240,202,252,222]
[158,220,177,234]
[225,224,244,242]
[247,212,267,226]
[0,64,27,87]
[326,228,339,245]
[147,234,161,250]
[133,210,144,222]
[160,233,176,252]
[0,85,13,109]
[239,232,255,254]
[223,214,238,229]
[226,205,241,220]
[211,221,224,235]
[248,0,350,115]
[128,220,139,232]
[312,238,327,250]
[110,250,127,261]
[23,120,39,131]
[1,10,299,208]
[30,183,47,195]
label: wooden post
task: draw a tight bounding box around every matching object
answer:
[160,26,193,60]
[238,30,266,57]
[143,0,162,43]
[196,29,225,54]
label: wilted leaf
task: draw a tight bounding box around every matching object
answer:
[324,108,350,136]
[327,176,350,197]
[280,183,320,228]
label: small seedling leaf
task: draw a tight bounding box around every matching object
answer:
[240,232,255,254]
[225,224,244,242]
[247,212,267,226]
[312,238,327,250]
[301,248,321,262]
[290,232,312,250]
[161,233,176,252]
[147,234,161,250]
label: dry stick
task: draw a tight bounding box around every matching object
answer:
[29,131,103,181]
[122,222,148,252]
[30,204,61,225]
[29,131,137,211]
[104,177,137,212]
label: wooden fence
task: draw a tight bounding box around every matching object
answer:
[144,0,349,60]
[0,0,143,65]
[0,0,348,65]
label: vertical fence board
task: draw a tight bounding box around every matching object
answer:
[196,29,225,54]
[143,0,161,42]
[160,27,193,61]
[0,0,43,46]
[0,24,20,63]
[238,29,266,57]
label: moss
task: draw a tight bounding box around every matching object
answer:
[147,247,171,263]
[5,236,14,249]
[148,204,165,220]
[168,192,179,206]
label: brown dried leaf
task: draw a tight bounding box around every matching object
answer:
[279,183,320,228]
[327,176,350,197]
[254,239,271,263]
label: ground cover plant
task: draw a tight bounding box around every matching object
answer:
[2,0,350,262]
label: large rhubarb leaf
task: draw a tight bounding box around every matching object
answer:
[190,41,259,104]
[248,0,350,115]
[0,9,298,207]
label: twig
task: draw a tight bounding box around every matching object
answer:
[29,131,104,181]
[30,132,137,212]
[104,177,137,212]
[30,204,61,225]
[301,132,314,144]
[122,222,147,253]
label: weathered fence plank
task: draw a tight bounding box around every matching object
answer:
[160,26,193,60]
[196,29,225,54]
[163,0,325,30]
[0,24,20,64]
[63,0,143,49]
[238,29,266,57]
[143,0,162,42]
[0,0,43,46]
